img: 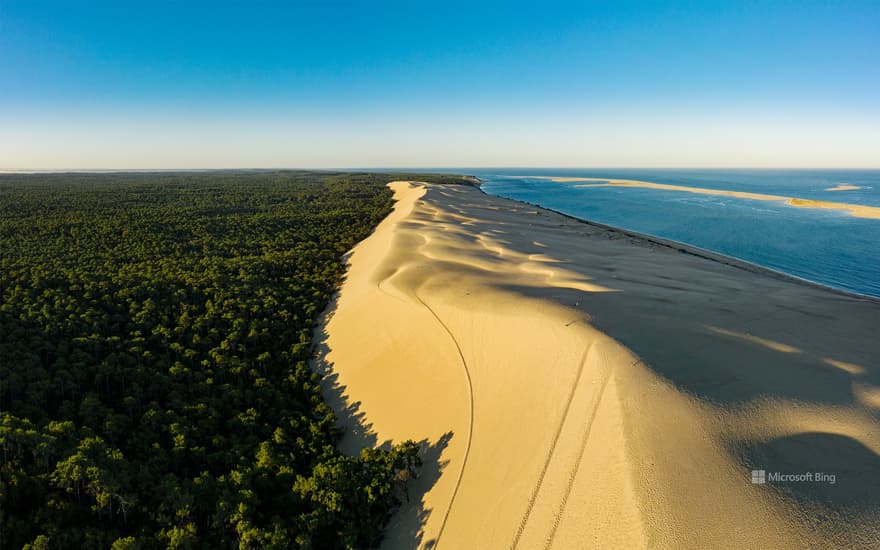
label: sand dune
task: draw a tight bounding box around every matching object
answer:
[317,181,880,549]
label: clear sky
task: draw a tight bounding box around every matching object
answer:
[1,0,878,169]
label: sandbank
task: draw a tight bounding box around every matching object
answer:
[562,177,880,220]
[826,184,862,191]
[510,175,878,219]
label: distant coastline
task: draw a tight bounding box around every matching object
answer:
[477,170,880,298]
[473,176,880,303]
[494,194,880,304]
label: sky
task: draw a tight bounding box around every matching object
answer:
[1,0,878,169]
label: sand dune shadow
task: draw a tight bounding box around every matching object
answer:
[732,432,880,507]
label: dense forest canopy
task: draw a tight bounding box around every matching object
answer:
[0,171,474,549]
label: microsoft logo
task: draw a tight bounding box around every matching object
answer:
[749,468,836,485]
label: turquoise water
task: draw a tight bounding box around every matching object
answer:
[470,169,880,298]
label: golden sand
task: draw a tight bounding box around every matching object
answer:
[317,182,880,549]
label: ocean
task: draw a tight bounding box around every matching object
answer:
[468,169,880,299]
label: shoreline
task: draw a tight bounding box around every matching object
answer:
[467,177,880,303]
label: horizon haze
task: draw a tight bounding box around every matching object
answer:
[1,0,879,169]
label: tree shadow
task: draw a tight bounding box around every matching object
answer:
[382,432,452,550]
[312,299,453,549]
[312,296,379,453]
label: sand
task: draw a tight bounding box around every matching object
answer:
[826,184,862,191]
[316,181,880,549]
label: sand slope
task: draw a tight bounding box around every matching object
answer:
[317,182,880,549]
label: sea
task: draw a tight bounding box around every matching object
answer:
[466,169,880,299]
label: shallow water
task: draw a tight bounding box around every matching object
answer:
[471,169,880,298]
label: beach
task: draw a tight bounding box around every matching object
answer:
[317,181,880,549]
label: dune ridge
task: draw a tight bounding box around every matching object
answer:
[318,182,880,549]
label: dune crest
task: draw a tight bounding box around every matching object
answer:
[318,182,880,549]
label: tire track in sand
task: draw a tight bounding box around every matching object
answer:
[509,343,593,550]
[541,359,641,550]
[370,197,473,549]
[413,290,474,550]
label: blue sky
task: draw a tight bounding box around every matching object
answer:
[1,0,878,169]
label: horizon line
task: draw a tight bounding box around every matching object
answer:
[3,166,880,174]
